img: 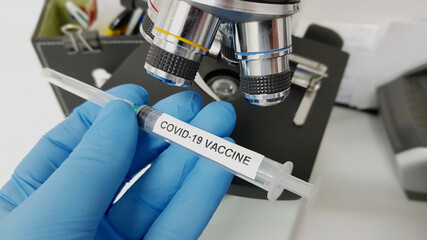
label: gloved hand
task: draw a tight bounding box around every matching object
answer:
[0,84,236,240]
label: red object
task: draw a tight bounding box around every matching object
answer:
[88,10,96,26]
[150,0,159,13]
[78,6,87,13]
[87,0,97,27]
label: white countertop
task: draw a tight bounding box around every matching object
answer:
[1,1,427,239]
[292,107,427,240]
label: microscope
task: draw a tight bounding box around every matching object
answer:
[140,0,298,107]
[129,0,345,200]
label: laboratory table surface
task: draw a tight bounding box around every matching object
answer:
[1,1,427,240]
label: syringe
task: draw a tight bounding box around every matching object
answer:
[42,68,320,207]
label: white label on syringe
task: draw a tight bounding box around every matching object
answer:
[153,114,264,179]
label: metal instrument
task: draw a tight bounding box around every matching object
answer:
[140,0,305,107]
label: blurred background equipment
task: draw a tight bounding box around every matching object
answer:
[378,65,427,201]
[295,0,427,110]
[32,0,145,114]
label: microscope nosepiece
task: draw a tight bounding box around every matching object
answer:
[144,0,220,88]
[144,0,297,106]
[234,17,293,106]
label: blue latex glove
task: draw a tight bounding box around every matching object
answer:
[0,84,236,240]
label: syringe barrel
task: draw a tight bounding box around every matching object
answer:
[136,105,292,200]
[42,67,317,202]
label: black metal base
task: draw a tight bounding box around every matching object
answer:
[102,36,348,200]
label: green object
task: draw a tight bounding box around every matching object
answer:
[38,0,89,37]
[133,105,141,111]
[76,11,88,22]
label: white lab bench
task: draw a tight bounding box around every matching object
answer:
[1,1,427,240]
[203,106,427,240]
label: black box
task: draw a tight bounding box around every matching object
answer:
[32,0,144,115]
